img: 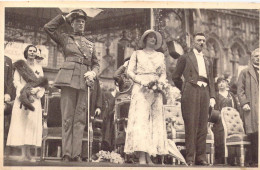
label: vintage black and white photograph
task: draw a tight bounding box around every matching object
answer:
[2,2,259,168]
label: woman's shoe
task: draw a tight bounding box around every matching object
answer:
[62,155,71,162]
[17,156,29,162]
[145,153,154,165]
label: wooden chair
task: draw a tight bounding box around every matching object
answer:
[221,107,250,167]
[114,93,130,156]
[41,90,102,161]
[163,102,215,165]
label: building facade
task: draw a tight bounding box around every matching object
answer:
[5,8,259,90]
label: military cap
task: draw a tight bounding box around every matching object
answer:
[68,9,87,24]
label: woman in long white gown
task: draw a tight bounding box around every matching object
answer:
[7,45,46,161]
[124,30,168,164]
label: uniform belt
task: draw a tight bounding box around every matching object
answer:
[66,57,91,66]
[198,76,209,83]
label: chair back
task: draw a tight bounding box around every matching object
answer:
[44,91,62,127]
[221,107,245,137]
[163,102,184,132]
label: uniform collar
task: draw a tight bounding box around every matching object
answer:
[72,32,85,36]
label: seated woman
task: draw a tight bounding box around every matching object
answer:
[212,77,239,165]
[113,56,133,94]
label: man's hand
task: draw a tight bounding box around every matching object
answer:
[209,98,216,108]
[4,94,11,102]
[242,104,251,111]
[84,71,96,87]
[84,71,96,80]
[65,12,78,23]
[95,108,101,116]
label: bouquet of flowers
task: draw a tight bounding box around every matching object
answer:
[143,79,169,93]
[110,151,125,164]
[141,79,169,104]
[93,150,124,164]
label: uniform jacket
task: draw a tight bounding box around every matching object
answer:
[44,15,99,91]
[172,50,215,99]
[237,64,259,133]
[4,56,13,96]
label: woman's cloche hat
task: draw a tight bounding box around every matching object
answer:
[139,29,162,50]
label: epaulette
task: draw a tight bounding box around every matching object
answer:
[84,36,95,44]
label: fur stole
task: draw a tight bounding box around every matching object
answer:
[14,60,48,111]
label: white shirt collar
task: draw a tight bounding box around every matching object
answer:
[193,48,204,57]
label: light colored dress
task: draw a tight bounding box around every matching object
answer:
[124,50,168,156]
[7,63,45,147]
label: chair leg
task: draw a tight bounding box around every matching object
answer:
[240,144,245,167]
[172,157,176,165]
[98,140,101,152]
[46,141,49,158]
[211,143,214,165]
[35,147,38,157]
[42,139,46,160]
[224,157,228,165]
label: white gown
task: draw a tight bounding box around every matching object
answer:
[7,63,45,147]
[124,50,168,156]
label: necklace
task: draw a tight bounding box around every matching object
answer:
[143,49,155,55]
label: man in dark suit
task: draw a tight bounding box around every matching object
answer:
[172,32,215,166]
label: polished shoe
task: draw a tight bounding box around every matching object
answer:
[187,161,194,166]
[74,156,82,162]
[250,162,258,167]
[195,160,209,166]
[62,155,71,162]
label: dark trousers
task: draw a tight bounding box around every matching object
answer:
[181,83,210,163]
[212,120,225,164]
[60,87,87,158]
[246,132,258,164]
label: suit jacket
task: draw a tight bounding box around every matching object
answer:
[172,50,215,99]
[44,15,99,91]
[237,64,259,133]
[4,56,13,96]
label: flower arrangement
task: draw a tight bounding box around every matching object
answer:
[93,150,124,164]
[141,79,169,94]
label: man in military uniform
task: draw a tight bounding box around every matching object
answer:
[44,9,100,162]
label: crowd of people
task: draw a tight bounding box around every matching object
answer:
[4,9,259,167]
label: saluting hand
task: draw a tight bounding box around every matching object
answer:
[65,12,78,23]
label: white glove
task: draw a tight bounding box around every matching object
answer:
[4,94,11,102]
[242,104,251,111]
[84,71,96,80]
[209,98,216,108]
[95,108,101,116]
[31,87,40,95]
[64,12,78,23]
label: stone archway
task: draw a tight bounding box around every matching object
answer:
[206,33,225,78]
[228,37,250,78]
